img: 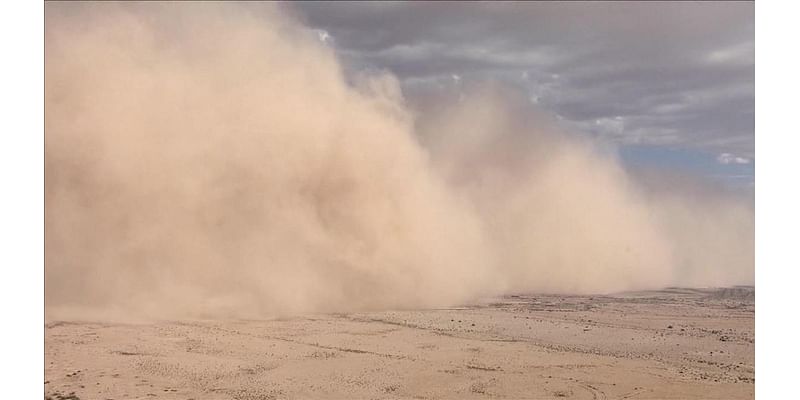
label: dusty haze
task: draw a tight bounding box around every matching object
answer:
[45,3,753,321]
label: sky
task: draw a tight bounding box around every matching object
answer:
[285,1,754,189]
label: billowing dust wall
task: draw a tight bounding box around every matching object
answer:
[45,3,753,320]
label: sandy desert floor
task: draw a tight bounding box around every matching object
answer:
[45,287,754,400]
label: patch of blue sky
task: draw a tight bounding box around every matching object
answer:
[618,144,754,189]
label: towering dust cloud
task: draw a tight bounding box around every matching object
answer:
[45,3,753,321]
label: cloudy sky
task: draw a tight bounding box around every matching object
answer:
[286,1,754,188]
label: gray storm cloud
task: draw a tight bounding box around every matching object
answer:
[45,3,753,321]
[291,1,755,158]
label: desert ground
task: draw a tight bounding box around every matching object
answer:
[45,287,754,400]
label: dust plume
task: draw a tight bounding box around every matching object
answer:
[45,3,753,321]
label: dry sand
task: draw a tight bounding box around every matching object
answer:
[45,287,754,399]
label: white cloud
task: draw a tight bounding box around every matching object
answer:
[717,153,751,164]
[315,29,332,43]
[706,41,754,66]
[594,116,625,137]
